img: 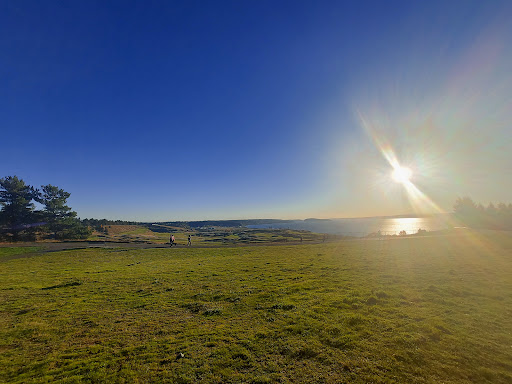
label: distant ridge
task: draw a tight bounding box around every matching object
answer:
[149,219,294,228]
[144,214,451,228]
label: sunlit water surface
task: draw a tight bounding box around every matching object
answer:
[248,216,454,236]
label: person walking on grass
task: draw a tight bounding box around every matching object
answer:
[188,234,191,246]
[170,234,176,247]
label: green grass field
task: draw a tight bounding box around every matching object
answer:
[1,230,512,383]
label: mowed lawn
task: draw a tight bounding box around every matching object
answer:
[1,230,512,383]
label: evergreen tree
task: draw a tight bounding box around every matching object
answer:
[36,184,90,239]
[453,197,480,227]
[454,197,512,230]
[0,176,39,240]
[37,185,76,219]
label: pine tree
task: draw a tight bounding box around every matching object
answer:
[36,184,89,239]
[37,185,76,219]
[0,176,39,240]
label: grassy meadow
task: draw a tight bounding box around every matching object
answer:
[1,230,512,383]
[87,225,326,246]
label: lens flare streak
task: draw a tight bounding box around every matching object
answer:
[358,111,444,214]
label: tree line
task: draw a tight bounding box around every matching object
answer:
[0,176,143,241]
[453,197,512,230]
[0,176,91,241]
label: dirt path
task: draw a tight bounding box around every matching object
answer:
[0,240,333,261]
[0,240,314,251]
[3,233,457,261]
[1,241,171,251]
[1,232,458,258]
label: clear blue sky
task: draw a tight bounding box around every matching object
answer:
[2,1,511,221]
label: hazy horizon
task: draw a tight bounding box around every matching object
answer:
[81,211,452,223]
[3,1,511,221]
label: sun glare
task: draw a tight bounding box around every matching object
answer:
[392,166,412,184]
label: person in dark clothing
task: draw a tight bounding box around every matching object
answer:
[187,234,191,246]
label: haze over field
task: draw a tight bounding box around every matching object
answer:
[2,1,511,221]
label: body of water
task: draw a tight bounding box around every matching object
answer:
[247,215,455,237]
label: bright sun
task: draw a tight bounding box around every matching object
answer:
[392,166,412,184]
